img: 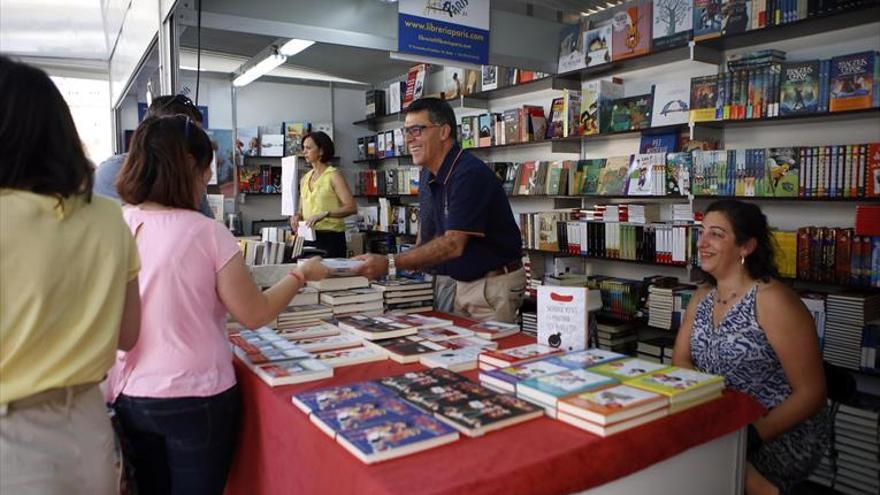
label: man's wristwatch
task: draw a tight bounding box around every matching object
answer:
[387,254,397,279]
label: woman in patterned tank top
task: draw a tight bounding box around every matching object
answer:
[672,200,829,495]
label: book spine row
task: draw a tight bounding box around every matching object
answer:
[354,167,421,196]
[796,227,879,287]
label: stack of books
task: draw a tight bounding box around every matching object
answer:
[371,278,435,313]
[276,303,334,328]
[636,334,677,364]
[557,384,668,437]
[335,314,419,341]
[521,309,538,336]
[228,328,333,386]
[516,368,617,417]
[595,317,641,354]
[289,286,319,306]
[469,320,521,340]
[831,393,880,495]
[310,346,387,368]
[319,287,384,317]
[477,343,563,371]
[366,336,451,364]
[646,283,695,330]
[626,367,725,413]
[307,275,371,292]
[824,291,880,370]
[479,359,569,395]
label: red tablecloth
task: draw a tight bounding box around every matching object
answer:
[226,322,764,495]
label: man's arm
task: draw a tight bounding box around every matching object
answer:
[354,230,469,279]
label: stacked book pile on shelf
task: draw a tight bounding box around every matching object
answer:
[239,227,293,265]
[646,279,696,330]
[776,226,879,287]
[292,368,544,463]
[595,316,642,353]
[319,287,384,317]
[353,167,420,196]
[636,333,676,364]
[823,291,880,370]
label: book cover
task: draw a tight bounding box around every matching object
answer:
[403,63,428,109]
[626,153,665,195]
[469,320,521,340]
[693,0,722,40]
[235,127,260,157]
[582,78,624,136]
[580,159,606,195]
[252,358,332,387]
[689,75,719,122]
[543,349,627,369]
[640,132,679,154]
[537,286,590,351]
[650,81,691,127]
[294,333,363,353]
[597,155,632,195]
[283,121,309,156]
[721,0,751,35]
[368,336,448,364]
[313,347,387,367]
[260,133,284,157]
[420,346,486,372]
[557,383,668,425]
[336,314,418,340]
[766,147,800,197]
[517,368,617,407]
[481,65,498,91]
[311,396,423,436]
[652,0,693,50]
[441,66,465,100]
[378,368,466,395]
[590,357,670,380]
[829,52,876,112]
[557,21,587,74]
[627,367,724,404]
[277,321,340,341]
[335,414,459,464]
[292,382,394,415]
[611,2,652,61]
[604,94,652,133]
[665,152,693,196]
[404,380,498,412]
[546,97,566,139]
[480,360,570,392]
[435,392,543,437]
[584,23,613,67]
[779,61,820,115]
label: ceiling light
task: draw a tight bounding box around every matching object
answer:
[233,53,287,87]
[278,39,315,57]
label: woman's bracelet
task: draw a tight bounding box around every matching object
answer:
[288,269,306,284]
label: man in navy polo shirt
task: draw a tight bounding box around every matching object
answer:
[355,97,525,322]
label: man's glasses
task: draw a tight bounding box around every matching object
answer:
[402,124,441,137]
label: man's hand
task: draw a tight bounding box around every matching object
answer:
[353,254,389,280]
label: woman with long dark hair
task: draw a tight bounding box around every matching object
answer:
[0,56,141,493]
[673,200,829,495]
[110,114,328,494]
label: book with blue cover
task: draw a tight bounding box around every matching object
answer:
[292,382,394,415]
[310,396,426,437]
[335,414,460,464]
[543,349,627,370]
[517,368,618,409]
[479,360,569,393]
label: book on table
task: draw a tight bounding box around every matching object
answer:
[479,359,570,394]
[378,368,466,395]
[589,357,670,381]
[311,346,387,368]
[516,368,618,410]
[293,332,364,353]
[335,413,460,464]
[626,366,725,412]
[431,385,544,437]
[390,313,455,330]
[230,330,312,365]
[276,321,340,341]
[288,287,319,306]
[468,320,521,340]
[402,379,499,412]
[557,384,669,437]
[420,346,486,372]
[416,325,475,342]
[478,343,564,370]
[365,336,450,364]
[250,358,333,387]
[307,276,370,291]
[542,348,627,370]
[329,300,385,316]
[443,336,498,350]
[319,287,383,305]
[335,314,419,340]
[309,395,427,438]
[292,382,395,415]
[370,278,434,292]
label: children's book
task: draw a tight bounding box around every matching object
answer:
[604,94,653,133]
[589,357,670,381]
[378,368,466,395]
[651,81,691,127]
[558,407,668,436]
[665,152,693,196]
[517,369,617,409]
[312,346,387,368]
[292,382,394,414]
[477,344,564,371]
[543,349,627,370]
[557,21,587,74]
[829,52,877,112]
[779,61,820,115]
[310,396,424,437]
[627,367,725,405]
[766,147,800,197]
[420,346,486,372]
[596,155,632,195]
[584,23,613,67]
[626,153,664,196]
[652,0,693,50]
[468,320,521,340]
[557,383,668,425]
[335,414,459,464]
[611,1,652,61]
[479,360,569,393]
[580,159,606,195]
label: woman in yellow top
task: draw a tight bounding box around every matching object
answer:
[0,57,141,494]
[289,131,356,258]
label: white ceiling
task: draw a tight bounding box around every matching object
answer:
[0,0,110,60]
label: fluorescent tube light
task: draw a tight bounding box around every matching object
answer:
[233,53,287,87]
[279,39,315,57]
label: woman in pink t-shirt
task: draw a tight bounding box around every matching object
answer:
[110,115,328,495]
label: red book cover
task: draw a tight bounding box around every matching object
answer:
[822,228,837,283]
[835,228,852,285]
[796,227,811,281]
[855,205,880,236]
[611,2,652,61]
[866,143,880,198]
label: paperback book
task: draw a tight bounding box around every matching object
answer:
[312,346,387,368]
[468,320,521,340]
[557,384,668,436]
[250,358,333,387]
[335,314,418,340]
[367,336,449,364]
[543,348,627,370]
[589,357,670,381]
[626,367,725,407]
[779,61,820,115]
[294,332,363,353]
[478,344,565,371]
[434,391,543,437]
[420,346,486,372]
[277,321,340,341]
[479,360,570,393]
[292,382,395,415]
[516,368,617,409]
[335,414,459,464]
[310,395,425,437]
[378,368,466,395]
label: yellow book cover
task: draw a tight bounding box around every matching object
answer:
[626,367,724,398]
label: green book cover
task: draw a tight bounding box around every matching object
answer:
[582,159,606,195]
[766,147,799,197]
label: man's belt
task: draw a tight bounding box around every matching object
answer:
[484,259,523,278]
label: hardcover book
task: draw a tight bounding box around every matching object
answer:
[779,61,820,115]
[603,94,652,133]
[611,2,652,61]
[517,369,617,409]
[335,414,459,464]
[829,52,877,112]
[582,78,624,136]
[557,383,668,425]
[543,349,627,370]
[434,392,543,437]
[689,75,719,122]
[766,147,800,197]
[558,406,668,437]
[651,81,691,127]
[292,382,394,414]
[652,0,693,50]
[693,0,722,40]
[479,360,570,393]
[312,346,387,368]
[627,367,725,405]
[584,23,613,67]
[596,155,631,195]
[557,21,587,74]
[250,358,333,387]
[468,320,521,340]
[589,357,670,381]
[478,344,564,371]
